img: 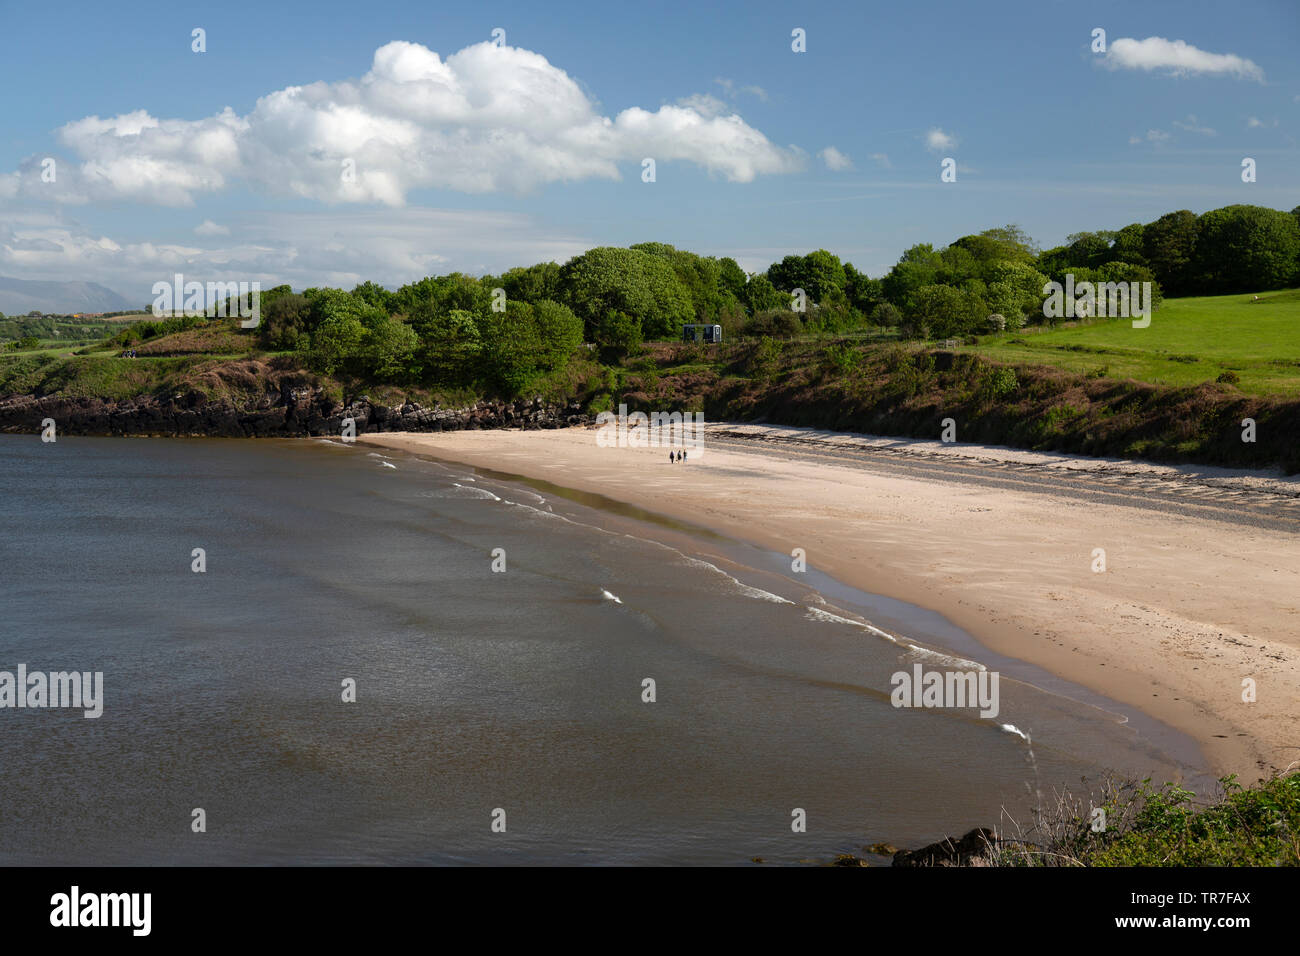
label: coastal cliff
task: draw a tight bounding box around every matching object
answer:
[0,385,589,438]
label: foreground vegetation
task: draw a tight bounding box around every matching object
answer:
[992,772,1300,866]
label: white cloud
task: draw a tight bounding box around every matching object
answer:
[1130,129,1171,144]
[925,128,956,152]
[194,219,230,236]
[1172,114,1216,135]
[868,152,891,168]
[819,146,853,171]
[1246,116,1278,128]
[675,93,730,118]
[714,78,767,102]
[1103,36,1264,82]
[0,208,595,295]
[3,40,802,208]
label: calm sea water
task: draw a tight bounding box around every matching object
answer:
[0,435,1207,865]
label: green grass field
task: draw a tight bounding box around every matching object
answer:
[973,288,1300,396]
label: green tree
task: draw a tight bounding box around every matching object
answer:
[1063,231,1116,270]
[984,260,1049,322]
[258,284,294,311]
[743,273,784,314]
[882,244,942,313]
[351,281,395,313]
[938,245,980,286]
[977,224,1038,260]
[594,309,643,360]
[478,301,544,394]
[871,301,902,328]
[559,246,692,341]
[530,299,584,369]
[363,317,418,381]
[767,249,847,304]
[500,262,561,304]
[1191,204,1300,294]
[904,284,987,339]
[843,263,882,315]
[1111,223,1147,266]
[1141,210,1200,296]
[631,243,732,322]
[309,314,366,376]
[716,256,748,301]
[391,273,490,316]
[302,287,386,335]
[260,293,312,350]
[416,308,483,386]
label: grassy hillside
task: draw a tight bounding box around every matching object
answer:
[973,289,1300,396]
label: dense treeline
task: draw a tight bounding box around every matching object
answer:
[64,202,1298,395]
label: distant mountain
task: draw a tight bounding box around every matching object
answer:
[0,276,135,315]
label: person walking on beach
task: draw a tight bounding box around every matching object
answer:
[668,450,675,464]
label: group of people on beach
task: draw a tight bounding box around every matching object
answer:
[668,449,688,463]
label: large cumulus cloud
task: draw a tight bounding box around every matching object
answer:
[6,40,802,207]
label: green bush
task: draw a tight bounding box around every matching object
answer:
[820,342,860,376]
[984,366,1018,398]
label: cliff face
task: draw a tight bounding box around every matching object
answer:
[0,385,590,438]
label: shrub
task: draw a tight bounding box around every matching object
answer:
[744,308,803,339]
[985,367,1018,398]
[820,342,860,376]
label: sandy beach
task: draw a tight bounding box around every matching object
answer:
[357,424,1300,780]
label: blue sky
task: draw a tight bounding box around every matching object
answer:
[1,0,1297,302]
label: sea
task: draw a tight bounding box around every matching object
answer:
[0,435,1209,864]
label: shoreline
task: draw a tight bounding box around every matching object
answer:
[356,424,1300,782]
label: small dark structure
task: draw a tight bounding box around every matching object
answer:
[682,323,722,344]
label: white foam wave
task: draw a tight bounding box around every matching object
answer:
[601,589,623,604]
[452,482,499,500]
[673,553,795,604]
[419,484,501,500]
[999,723,1030,741]
[505,500,614,533]
[803,607,901,643]
[905,643,987,671]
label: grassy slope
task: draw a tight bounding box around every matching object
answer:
[974,289,1300,396]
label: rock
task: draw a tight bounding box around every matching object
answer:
[892,827,998,867]
[830,854,869,867]
[0,381,593,438]
[865,842,900,856]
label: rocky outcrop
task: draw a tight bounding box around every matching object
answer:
[0,386,591,438]
[891,827,1000,867]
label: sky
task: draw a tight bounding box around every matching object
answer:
[1,0,1297,304]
